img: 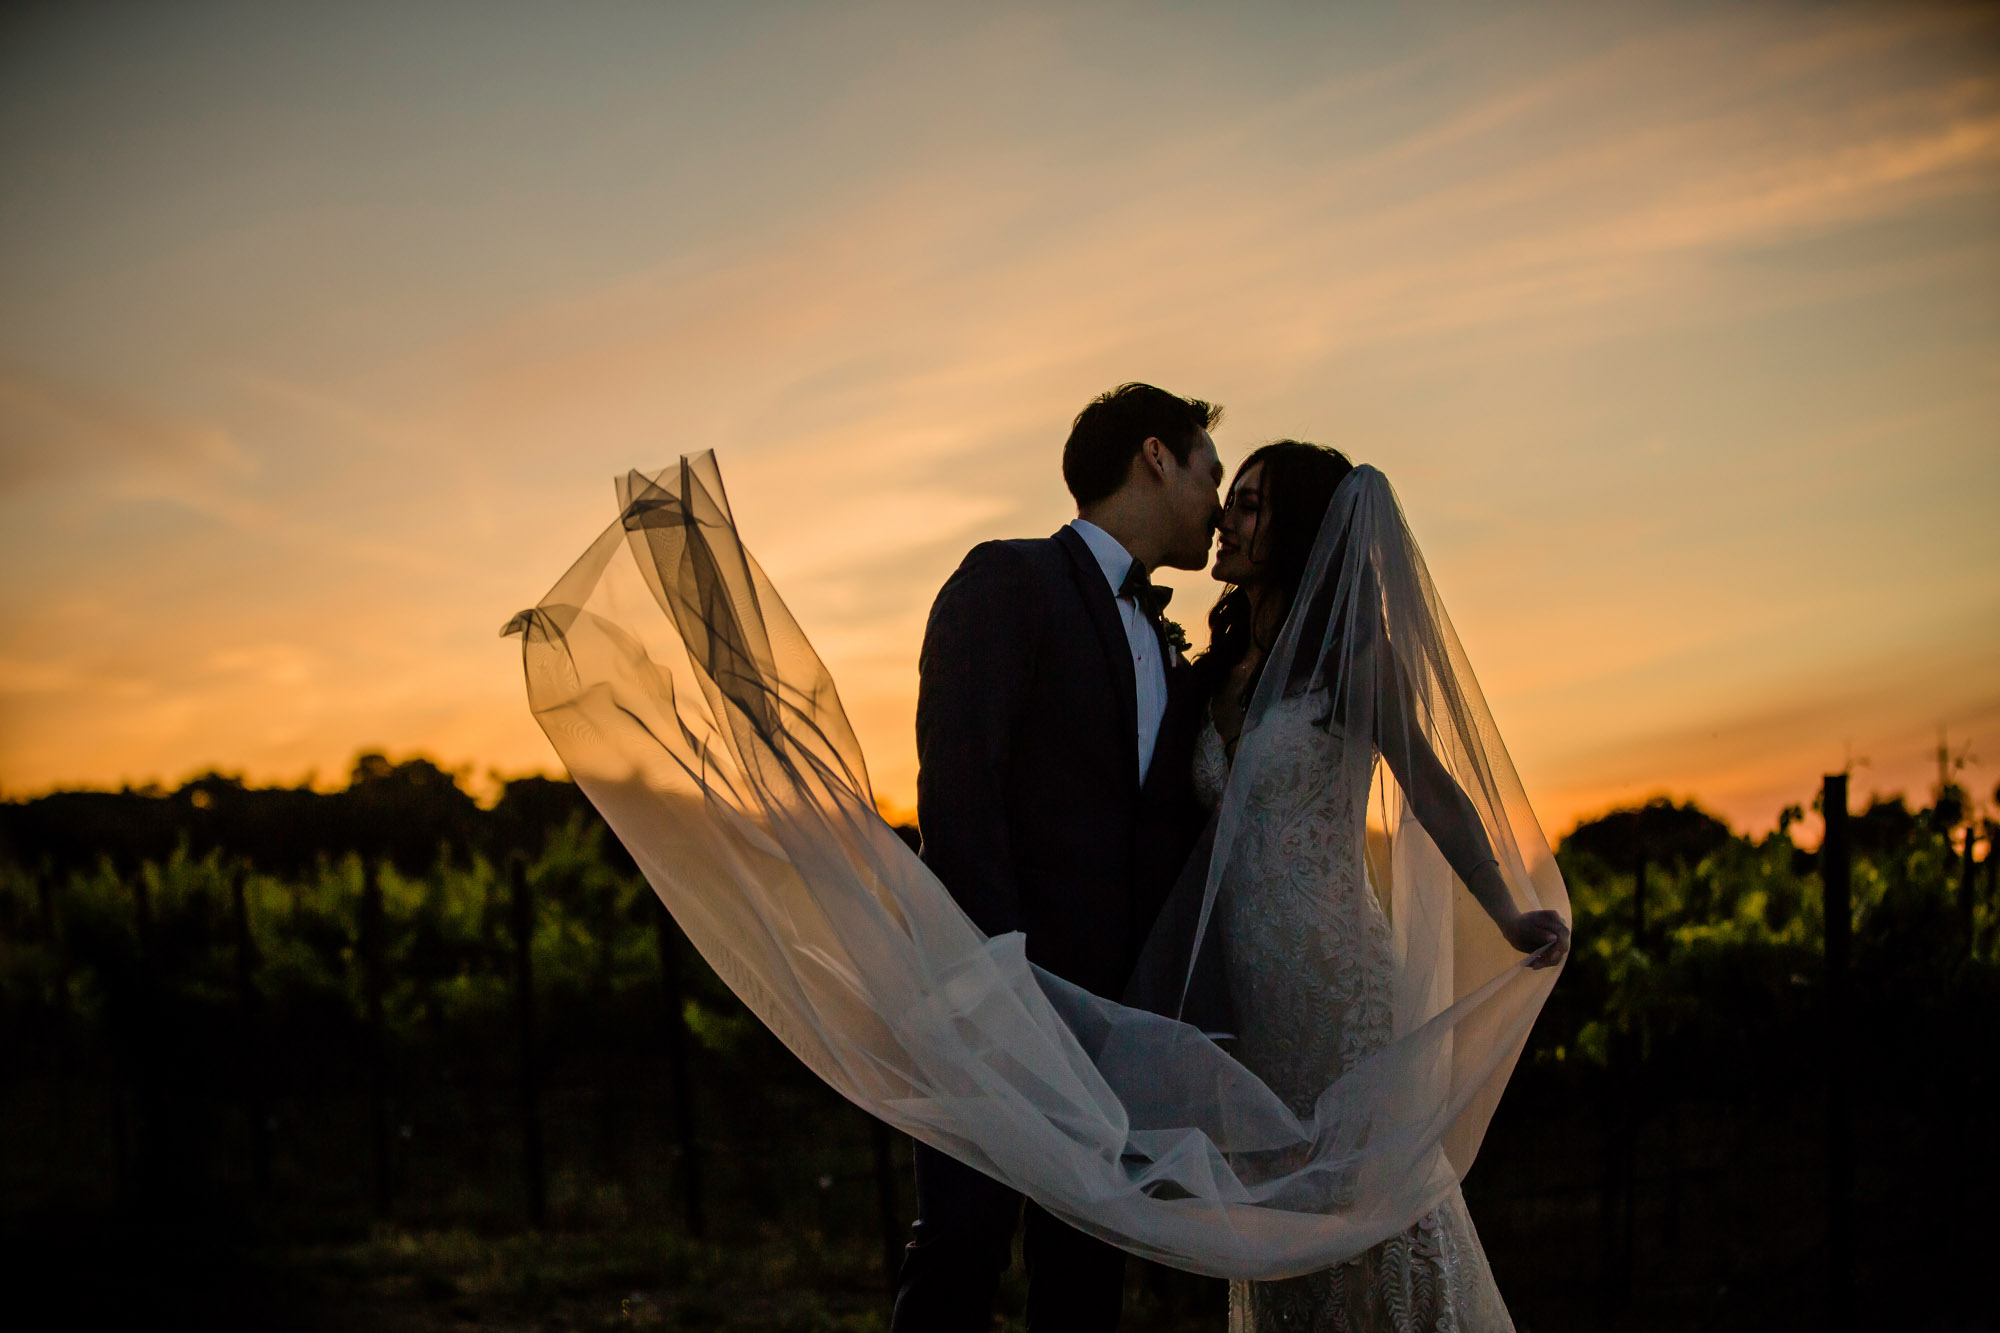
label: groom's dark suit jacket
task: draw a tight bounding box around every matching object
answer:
[916,526,1207,1000]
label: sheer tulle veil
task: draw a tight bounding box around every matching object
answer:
[503,451,1567,1279]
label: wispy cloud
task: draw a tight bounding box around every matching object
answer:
[0,367,255,497]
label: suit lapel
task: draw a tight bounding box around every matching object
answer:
[1054,525,1139,783]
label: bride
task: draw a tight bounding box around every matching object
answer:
[504,438,1572,1323]
[1185,440,1567,1331]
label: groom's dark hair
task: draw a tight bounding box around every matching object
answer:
[1062,382,1222,506]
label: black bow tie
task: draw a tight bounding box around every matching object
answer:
[1118,564,1173,621]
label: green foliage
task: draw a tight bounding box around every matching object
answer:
[1,759,1990,1328]
[1542,788,1989,1082]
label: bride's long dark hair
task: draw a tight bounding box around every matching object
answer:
[1194,439,1354,705]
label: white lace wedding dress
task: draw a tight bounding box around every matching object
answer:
[1195,692,1515,1333]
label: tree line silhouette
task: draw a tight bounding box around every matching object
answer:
[1,753,1993,1329]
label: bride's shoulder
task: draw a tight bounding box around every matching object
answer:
[1258,683,1351,742]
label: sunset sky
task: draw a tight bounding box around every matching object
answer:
[2,1,1995,837]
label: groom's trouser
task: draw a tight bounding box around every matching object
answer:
[891,1141,1125,1333]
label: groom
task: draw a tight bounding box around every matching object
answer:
[892,383,1223,1332]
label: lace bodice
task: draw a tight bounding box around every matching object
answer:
[1193,711,1230,813]
[1200,690,1392,1112]
[1199,691,1514,1333]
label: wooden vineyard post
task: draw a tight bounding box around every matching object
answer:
[1622,856,1648,1285]
[360,859,391,1216]
[653,901,706,1237]
[1962,823,1979,964]
[37,867,75,1141]
[1821,774,1853,1332]
[1987,821,1999,960]
[231,863,272,1195]
[38,866,74,1042]
[1632,854,1649,945]
[510,855,547,1228]
[593,878,622,1182]
[129,870,162,1209]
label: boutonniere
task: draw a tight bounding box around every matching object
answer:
[1161,616,1190,656]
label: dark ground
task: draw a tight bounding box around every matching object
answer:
[9,1071,1993,1333]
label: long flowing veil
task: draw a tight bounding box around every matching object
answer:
[503,451,1566,1279]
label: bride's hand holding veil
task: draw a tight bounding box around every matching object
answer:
[1473,862,1571,968]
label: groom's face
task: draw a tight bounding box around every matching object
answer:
[1153,428,1225,571]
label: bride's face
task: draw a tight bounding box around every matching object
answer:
[1211,461,1268,585]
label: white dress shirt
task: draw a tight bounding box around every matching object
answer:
[1068,518,1170,783]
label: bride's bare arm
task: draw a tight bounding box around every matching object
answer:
[1365,621,1570,968]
